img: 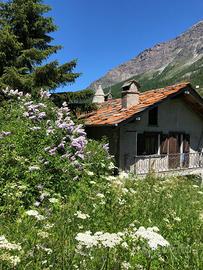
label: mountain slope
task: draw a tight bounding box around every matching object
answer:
[89,21,203,97]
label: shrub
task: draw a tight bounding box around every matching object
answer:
[0,88,113,213]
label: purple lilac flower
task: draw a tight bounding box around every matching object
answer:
[103,143,109,152]
[57,142,65,149]
[71,136,86,151]
[38,112,46,119]
[40,89,51,99]
[48,147,57,156]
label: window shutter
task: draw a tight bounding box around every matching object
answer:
[160,135,168,154]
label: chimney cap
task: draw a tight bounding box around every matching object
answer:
[92,84,105,104]
[122,80,140,90]
[95,84,104,96]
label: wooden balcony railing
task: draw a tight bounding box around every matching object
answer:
[134,152,203,175]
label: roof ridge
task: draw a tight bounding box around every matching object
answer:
[140,82,190,95]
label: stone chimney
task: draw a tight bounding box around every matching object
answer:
[121,80,140,108]
[92,84,105,104]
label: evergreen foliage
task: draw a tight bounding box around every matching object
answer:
[51,89,97,116]
[0,0,80,94]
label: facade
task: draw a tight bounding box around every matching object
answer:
[84,81,203,176]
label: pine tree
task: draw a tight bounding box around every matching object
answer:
[0,0,80,94]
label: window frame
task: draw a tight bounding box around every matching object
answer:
[148,106,158,126]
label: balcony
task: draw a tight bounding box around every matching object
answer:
[134,152,203,175]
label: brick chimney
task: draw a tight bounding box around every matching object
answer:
[92,84,105,104]
[121,80,140,108]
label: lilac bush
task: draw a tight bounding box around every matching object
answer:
[0,88,113,209]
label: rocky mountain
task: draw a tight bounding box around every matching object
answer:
[89,21,203,97]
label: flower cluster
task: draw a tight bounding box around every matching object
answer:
[0,236,21,266]
[76,231,124,249]
[0,254,21,267]
[75,211,90,220]
[23,101,47,122]
[0,236,21,251]
[25,210,45,221]
[75,225,170,252]
[134,226,170,250]
[46,102,87,161]
[2,87,24,98]
[39,89,51,99]
[3,87,88,167]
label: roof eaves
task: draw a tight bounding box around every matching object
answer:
[118,85,191,126]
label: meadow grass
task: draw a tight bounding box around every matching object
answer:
[0,174,203,269]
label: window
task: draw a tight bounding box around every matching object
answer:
[137,133,158,155]
[148,107,158,126]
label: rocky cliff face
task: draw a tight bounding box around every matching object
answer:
[89,21,203,91]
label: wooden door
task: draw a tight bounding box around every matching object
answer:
[168,134,180,169]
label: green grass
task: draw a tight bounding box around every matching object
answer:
[1,174,203,269]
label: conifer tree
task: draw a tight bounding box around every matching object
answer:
[0,0,80,94]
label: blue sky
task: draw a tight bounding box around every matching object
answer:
[47,0,203,92]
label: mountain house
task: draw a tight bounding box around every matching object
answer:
[83,81,203,177]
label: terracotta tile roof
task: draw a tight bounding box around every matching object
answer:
[84,82,190,126]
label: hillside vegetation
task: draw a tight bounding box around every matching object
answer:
[104,56,203,98]
[0,89,203,269]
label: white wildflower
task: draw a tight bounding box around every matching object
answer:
[37,231,50,239]
[96,232,123,248]
[39,191,50,201]
[90,180,96,184]
[174,217,181,222]
[121,241,128,249]
[36,244,52,254]
[121,261,131,270]
[86,171,94,176]
[129,188,136,194]
[29,166,40,172]
[119,171,129,179]
[122,188,129,194]
[0,236,21,251]
[96,193,105,199]
[108,162,115,170]
[44,223,54,230]
[49,198,59,204]
[75,231,124,249]
[163,218,170,223]
[198,191,203,195]
[75,231,98,248]
[135,226,169,250]
[106,175,116,181]
[34,201,41,207]
[10,255,21,266]
[30,126,41,131]
[75,211,90,220]
[199,212,203,222]
[26,210,45,221]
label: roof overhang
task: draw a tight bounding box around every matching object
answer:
[84,83,203,127]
